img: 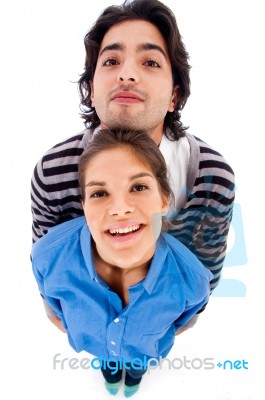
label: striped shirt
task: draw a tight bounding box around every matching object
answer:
[31,129,235,293]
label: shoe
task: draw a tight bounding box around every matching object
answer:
[124,384,140,397]
[104,381,120,395]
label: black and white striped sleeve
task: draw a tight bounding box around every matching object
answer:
[168,135,235,293]
[31,133,87,242]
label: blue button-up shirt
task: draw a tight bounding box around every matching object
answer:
[32,217,212,362]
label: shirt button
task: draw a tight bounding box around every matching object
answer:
[111,341,116,345]
[114,318,120,323]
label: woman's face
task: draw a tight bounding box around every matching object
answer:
[82,146,169,270]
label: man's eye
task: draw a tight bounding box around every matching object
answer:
[103,59,119,66]
[132,184,148,192]
[90,191,107,198]
[144,60,160,68]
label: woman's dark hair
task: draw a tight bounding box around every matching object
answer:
[79,129,174,206]
[78,0,191,141]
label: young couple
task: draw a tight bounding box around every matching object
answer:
[31,0,235,396]
[32,128,213,396]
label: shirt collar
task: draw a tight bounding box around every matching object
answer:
[83,126,103,148]
[141,234,168,294]
[80,221,168,293]
[80,222,98,281]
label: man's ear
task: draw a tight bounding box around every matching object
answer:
[90,81,95,107]
[168,85,180,112]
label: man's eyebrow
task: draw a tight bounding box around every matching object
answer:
[136,43,167,59]
[99,43,124,57]
[99,42,168,59]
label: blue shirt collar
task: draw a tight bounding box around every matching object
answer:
[141,234,168,294]
[80,222,168,294]
[80,223,98,281]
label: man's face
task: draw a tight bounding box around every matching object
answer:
[90,20,178,144]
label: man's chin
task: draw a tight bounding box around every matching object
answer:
[104,113,146,131]
[108,121,137,131]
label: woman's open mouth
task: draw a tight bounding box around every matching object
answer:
[109,224,141,236]
[105,224,145,242]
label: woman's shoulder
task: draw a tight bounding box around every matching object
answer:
[31,216,86,259]
[161,232,213,282]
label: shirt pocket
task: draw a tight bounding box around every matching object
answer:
[140,323,175,358]
[66,316,106,353]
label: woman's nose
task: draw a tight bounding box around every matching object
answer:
[108,196,135,216]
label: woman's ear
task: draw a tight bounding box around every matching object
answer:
[161,196,170,216]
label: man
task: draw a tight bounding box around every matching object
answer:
[31,0,235,313]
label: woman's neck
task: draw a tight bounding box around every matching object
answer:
[92,242,151,306]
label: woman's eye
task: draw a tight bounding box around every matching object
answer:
[144,60,160,68]
[103,59,119,66]
[132,184,148,192]
[90,191,107,198]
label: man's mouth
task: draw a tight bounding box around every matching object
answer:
[111,91,144,103]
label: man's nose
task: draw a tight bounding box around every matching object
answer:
[117,61,139,83]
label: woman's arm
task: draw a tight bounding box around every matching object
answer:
[47,315,67,333]
[175,314,199,335]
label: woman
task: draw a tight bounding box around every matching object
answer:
[32,129,212,397]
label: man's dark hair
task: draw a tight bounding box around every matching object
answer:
[78,0,191,140]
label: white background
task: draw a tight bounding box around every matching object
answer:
[0,0,264,399]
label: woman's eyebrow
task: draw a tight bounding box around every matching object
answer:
[129,172,154,181]
[85,181,106,188]
[85,173,154,187]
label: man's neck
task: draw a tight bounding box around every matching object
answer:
[98,123,164,146]
[148,126,164,146]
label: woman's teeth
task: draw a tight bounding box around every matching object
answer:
[109,225,141,235]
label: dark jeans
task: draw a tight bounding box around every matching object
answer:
[101,361,147,386]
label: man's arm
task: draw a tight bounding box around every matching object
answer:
[168,135,235,294]
[169,185,235,293]
[31,162,59,241]
[30,132,87,242]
